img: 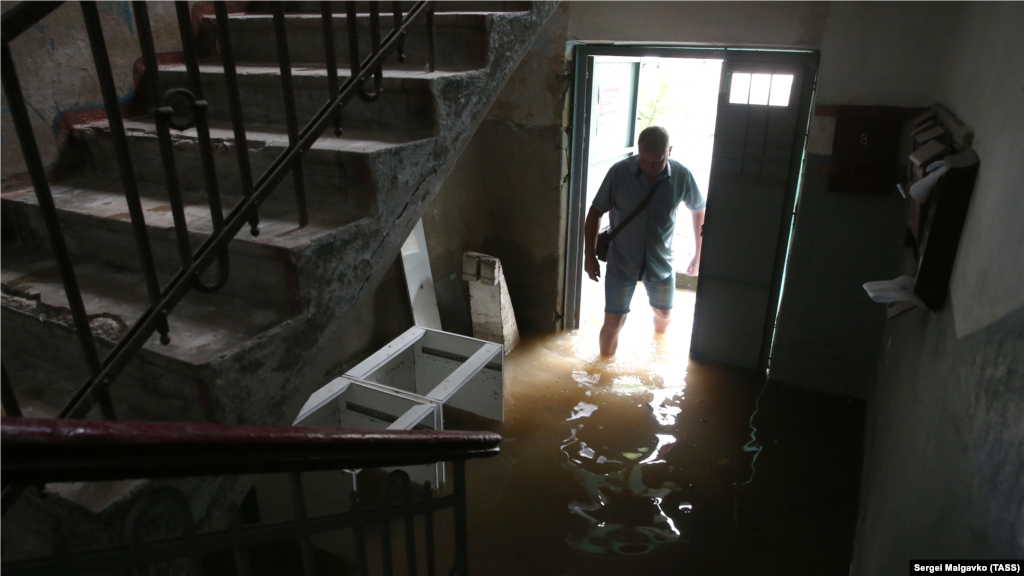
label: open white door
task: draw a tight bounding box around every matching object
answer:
[691,52,817,371]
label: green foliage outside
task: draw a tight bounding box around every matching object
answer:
[636,64,683,132]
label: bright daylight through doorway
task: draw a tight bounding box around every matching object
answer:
[582,56,722,340]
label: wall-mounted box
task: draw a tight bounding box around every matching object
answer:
[828,105,912,195]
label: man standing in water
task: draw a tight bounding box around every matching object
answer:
[584,126,706,356]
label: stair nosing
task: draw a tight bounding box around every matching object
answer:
[2,181,372,254]
[73,118,435,155]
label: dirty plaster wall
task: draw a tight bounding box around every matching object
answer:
[424,2,830,333]
[940,3,1024,339]
[770,2,961,398]
[852,3,1024,573]
[0,1,185,186]
[773,1,1024,397]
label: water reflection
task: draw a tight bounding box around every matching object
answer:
[567,401,599,421]
[543,285,700,556]
[565,463,685,555]
[444,280,864,574]
[649,386,685,426]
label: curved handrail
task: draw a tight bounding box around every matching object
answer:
[2,418,501,485]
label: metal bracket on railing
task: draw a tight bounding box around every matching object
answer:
[191,258,231,293]
[158,88,207,132]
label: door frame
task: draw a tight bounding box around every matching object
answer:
[564,45,818,372]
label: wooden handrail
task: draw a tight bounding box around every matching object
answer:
[1,418,500,485]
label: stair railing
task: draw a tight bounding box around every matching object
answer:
[1,417,498,575]
[0,0,436,422]
[1,0,439,518]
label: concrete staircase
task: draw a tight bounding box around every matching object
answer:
[0,0,555,549]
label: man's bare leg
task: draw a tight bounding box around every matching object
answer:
[653,307,671,334]
[600,313,628,356]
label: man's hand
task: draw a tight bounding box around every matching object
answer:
[584,206,605,282]
[585,254,601,282]
[686,253,700,276]
[687,208,705,277]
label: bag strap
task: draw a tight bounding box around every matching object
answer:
[607,184,660,240]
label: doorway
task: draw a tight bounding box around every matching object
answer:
[577,54,722,354]
[565,46,817,373]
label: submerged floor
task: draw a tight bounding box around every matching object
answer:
[445,280,866,575]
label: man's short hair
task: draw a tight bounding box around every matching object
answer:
[637,126,670,154]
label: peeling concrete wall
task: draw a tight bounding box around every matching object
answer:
[424,5,570,333]
[0,1,187,186]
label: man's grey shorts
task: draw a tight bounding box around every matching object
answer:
[604,272,675,315]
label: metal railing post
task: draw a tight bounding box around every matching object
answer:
[174,0,231,291]
[271,2,309,228]
[133,1,195,267]
[426,3,435,73]
[214,0,261,237]
[320,1,343,136]
[288,473,319,576]
[453,460,469,575]
[1,365,23,418]
[0,35,116,420]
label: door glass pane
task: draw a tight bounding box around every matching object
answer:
[768,74,793,106]
[749,73,772,105]
[729,73,750,104]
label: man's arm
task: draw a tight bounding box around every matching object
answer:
[686,208,705,276]
[584,206,604,281]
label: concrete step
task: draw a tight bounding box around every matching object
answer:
[1,177,374,311]
[208,12,490,71]
[157,64,472,132]
[0,252,292,422]
[248,2,532,15]
[69,118,431,202]
[0,317,111,420]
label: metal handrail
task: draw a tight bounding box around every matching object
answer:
[2,418,494,575]
[2,418,500,484]
[0,0,436,516]
[0,0,435,422]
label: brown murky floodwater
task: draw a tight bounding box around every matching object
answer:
[440,280,866,575]
[214,282,864,575]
